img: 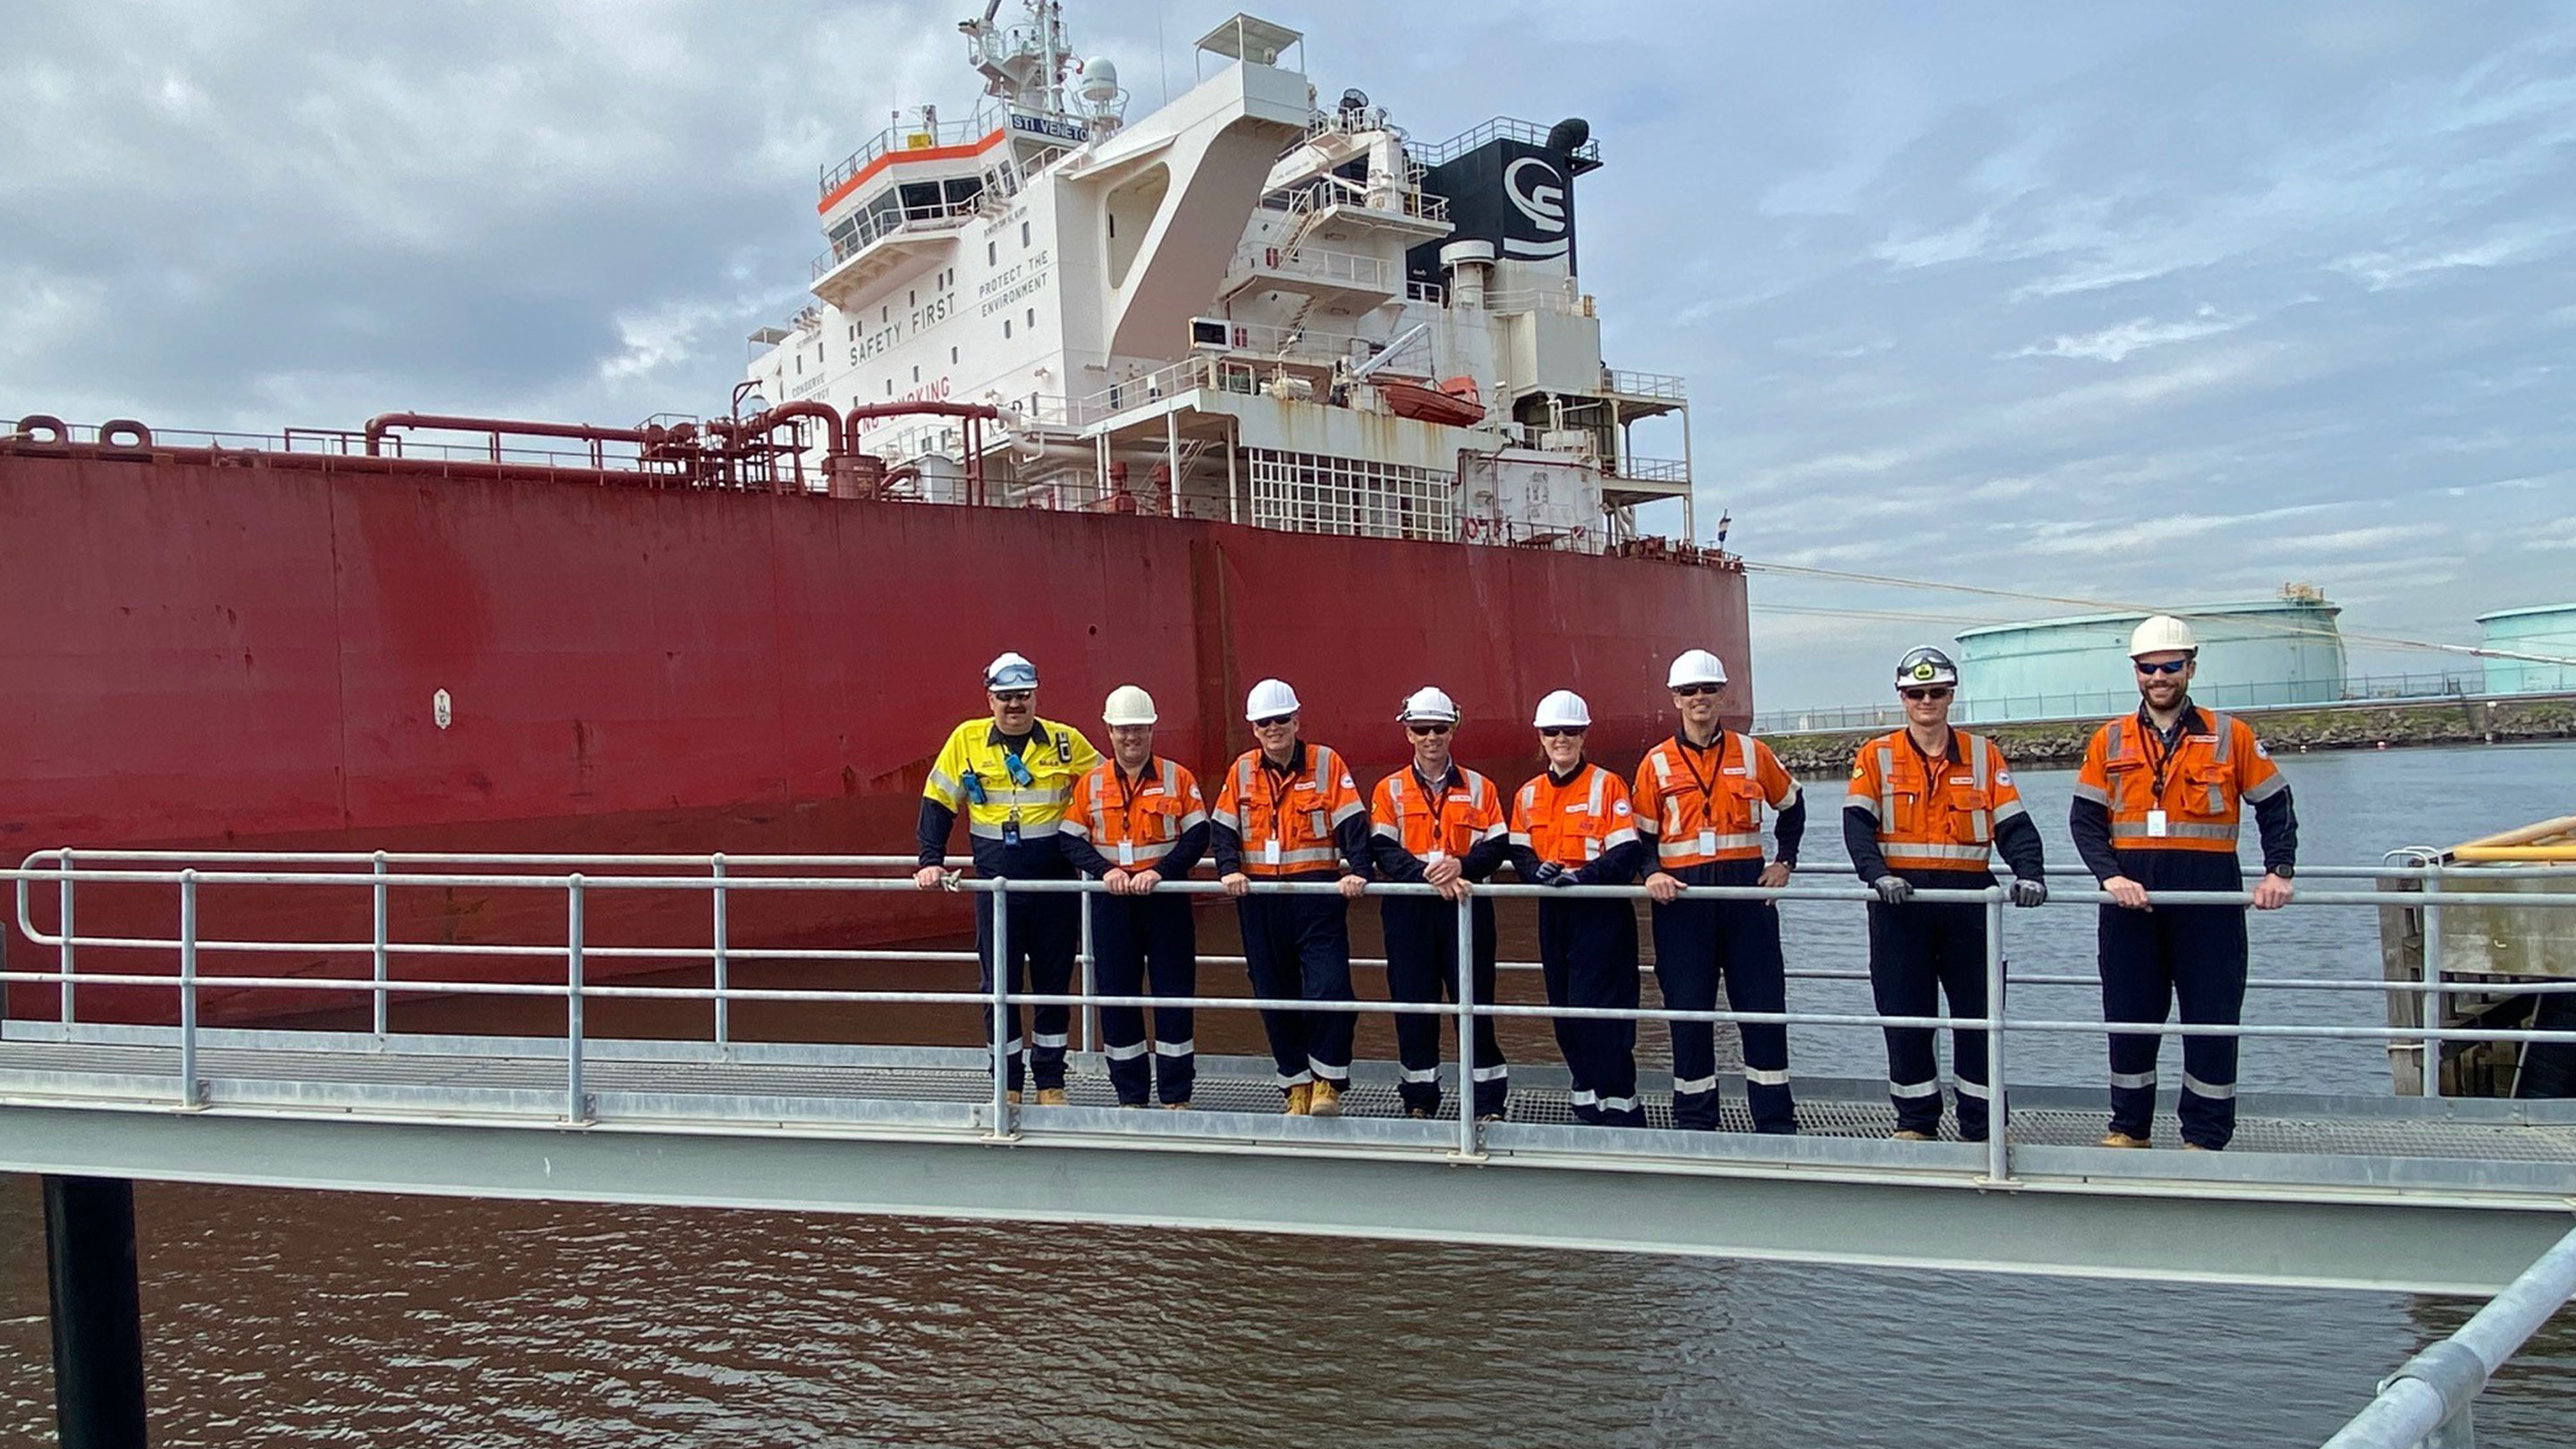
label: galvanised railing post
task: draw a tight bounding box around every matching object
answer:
[565,873,589,1124]
[2421,868,2445,1100]
[710,853,731,1051]
[178,869,200,1109]
[990,877,1013,1134]
[370,851,389,1037]
[57,847,75,1026]
[1078,886,1097,1056]
[1455,886,1479,1157]
[1984,884,2008,1183]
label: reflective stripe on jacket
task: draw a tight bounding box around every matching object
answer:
[2072,707,2286,853]
[1510,764,1640,868]
[1063,757,1208,871]
[1373,767,1508,860]
[1844,728,2027,872]
[922,716,1101,841]
[1632,732,1801,867]
[1211,741,1367,877]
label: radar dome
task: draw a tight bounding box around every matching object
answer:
[1079,57,1120,102]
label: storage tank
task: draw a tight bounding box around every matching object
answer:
[1952,587,2346,723]
[2477,605,2576,694]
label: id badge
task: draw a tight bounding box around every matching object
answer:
[1003,810,1022,847]
[2146,809,2169,838]
[1697,828,1716,856]
[1118,839,1136,867]
[1265,838,1282,866]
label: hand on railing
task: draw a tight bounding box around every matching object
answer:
[2103,875,2151,911]
[2011,877,2048,909]
[1222,871,1251,898]
[1337,875,1368,900]
[1872,877,1915,905]
[1645,871,1684,903]
[2252,873,2294,911]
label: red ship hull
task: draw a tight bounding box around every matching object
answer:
[0,439,1748,1023]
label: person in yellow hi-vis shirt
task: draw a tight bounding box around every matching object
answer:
[914,652,1100,1105]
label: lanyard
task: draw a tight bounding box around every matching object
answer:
[1114,761,1153,835]
[1257,752,1300,836]
[1676,733,1728,809]
[2138,709,2189,800]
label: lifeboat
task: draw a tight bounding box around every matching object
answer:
[1375,378,1486,428]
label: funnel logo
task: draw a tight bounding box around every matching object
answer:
[1504,156,1570,260]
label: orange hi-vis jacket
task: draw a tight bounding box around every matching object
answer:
[1845,728,2029,873]
[1633,732,1801,869]
[1509,764,1640,869]
[2072,708,2286,853]
[1211,742,1367,877]
[1372,767,1509,862]
[1062,757,1208,872]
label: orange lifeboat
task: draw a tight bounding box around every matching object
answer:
[1375,378,1486,428]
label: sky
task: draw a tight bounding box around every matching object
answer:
[4,1,2572,708]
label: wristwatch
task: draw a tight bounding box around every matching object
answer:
[2267,865,2295,880]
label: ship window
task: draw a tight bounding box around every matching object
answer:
[912,365,920,383]
[987,242,997,265]
[1026,308,1036,329]
[880,306,888,324]
[1021,221,1031,247]
[909,290,917,307]
[795,355,802,375]
[1106,215,1114,239]
[886,379,894,396]
[847,324,856,341]
[950,346,959,364]
[1003,319,1013,338]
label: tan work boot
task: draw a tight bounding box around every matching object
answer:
[1162,1101,1191,1111]
[2097,1131,2151,1149]
[1891,1129,1936,1142]
[1005,1089,1021,1106]
[1308,1080,1343,1117]
[1034,1088,1070,1106]
[1284,1082,1312,1115]
[1406,1107,1434,1120]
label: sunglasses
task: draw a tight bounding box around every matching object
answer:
[1673,683,1723,698]
[1901,686,1953,701]
[1406,722,1452,735]
[991,690,1034,704]
[2134,659,2190,676]
[1251,714,1295,729]
[1538,727,1584,739]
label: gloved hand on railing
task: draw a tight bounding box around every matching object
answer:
[2011,877,2048,909]
[1871,875,1915,905]
[1531,862,1576,887]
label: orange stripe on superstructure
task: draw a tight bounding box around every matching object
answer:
[818,128,1011,215]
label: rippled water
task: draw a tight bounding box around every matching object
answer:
[6,741,2574,1446]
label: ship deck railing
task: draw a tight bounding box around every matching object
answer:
[13,854,2576,1437]
[818,106,1005,200]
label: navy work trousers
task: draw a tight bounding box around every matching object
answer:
[1087,890,1198,1106]
[1864,874,1996,1140]
[974,881,1079,1093]
[1537,896,1642,1126]
[1380,894,1507,1119]
[2099,851,2250,1148]
[1651,860,1795,1133]
[1236,887,1357,1090]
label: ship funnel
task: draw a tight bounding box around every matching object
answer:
[1439,240,1496,309]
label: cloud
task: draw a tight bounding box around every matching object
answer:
[2004,307,2252,362]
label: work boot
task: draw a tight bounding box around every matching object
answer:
[2097,1131,2151,1149]
[1034,1088,1069,1106]
[1309,1080,1343,1117]
[2182,1141,2216,1152]
[1891,1129,1936,1142]
[1162,1101,1191,1111]
[1005,1090,1021,1106]
[1284,1082,1312,1115]
[1406,1107,1434,1120]
[1120,1102,1146,1110]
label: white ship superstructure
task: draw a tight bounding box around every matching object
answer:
[747,4,1694,548]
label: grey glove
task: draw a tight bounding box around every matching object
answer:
[1531,861,1568,886]
[1546,865,1580,888]
[1871,875,1915,905]
[2011,877,2048,909]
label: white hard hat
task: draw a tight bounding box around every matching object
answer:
[1245,678,1301,721]
[1103,684,1157,726]
[1666,648,1728,689]
[2128,614,2198,657]
[1895,646,1959,688]
[1532,689,1592,729]
[984,651,1038,690]
[1397,685,1460,724]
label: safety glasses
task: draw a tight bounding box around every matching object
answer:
[990,690,1035,704]
[1251,714,1295,730]
[2134,659,2190,676]
[1538,726,1584,739]
[1901,686,1953,701]
[1406,723,1453,735]
[1672,683,1722,698]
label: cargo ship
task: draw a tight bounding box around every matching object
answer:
[0,4,1745,1024]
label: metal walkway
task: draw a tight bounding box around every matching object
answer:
[7,1025,2573,1295]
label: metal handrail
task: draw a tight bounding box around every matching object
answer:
[2321,1222,2576,1447]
